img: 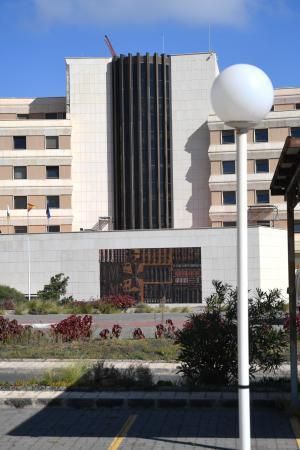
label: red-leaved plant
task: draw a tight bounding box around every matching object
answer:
[99,328,110,339]
[99,324,122,339]
[155,319,178,339]
[112,324,122,338]
[132,327,145,339]
[0,300,16,310]
[51,314,92,342]
[0,316,24,342]
[100,295,136,310]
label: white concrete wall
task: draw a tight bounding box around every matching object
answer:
[171,53,219,228]
[258,226,288,296]
[66,57,113,231]
[0,227,288,302]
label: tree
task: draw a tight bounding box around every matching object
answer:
[37,273,69,301]
[176,280,288,386]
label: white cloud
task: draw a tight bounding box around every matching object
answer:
[33,0,247,26]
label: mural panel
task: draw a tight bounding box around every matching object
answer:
[99,247,201,304]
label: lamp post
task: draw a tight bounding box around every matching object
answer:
[211,64,273,450]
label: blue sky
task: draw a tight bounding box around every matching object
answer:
[0,0,299,98]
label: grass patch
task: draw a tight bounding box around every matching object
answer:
[0,338,179,361]
[134,304,192,314]
[0,362,154,390]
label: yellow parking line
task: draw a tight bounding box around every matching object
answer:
[108,415,137,450]
[290,416,300,449]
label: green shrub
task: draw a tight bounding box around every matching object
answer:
[37,273,69,301]
[27,299,62,314]
[134,304,154,313]
[176,280,288,386]
[0,285,25,304]
[14,303,28,315]
[92,361,153,389]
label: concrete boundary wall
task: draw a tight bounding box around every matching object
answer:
[0,227,288,301]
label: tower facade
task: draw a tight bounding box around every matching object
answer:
[112,53,173,230]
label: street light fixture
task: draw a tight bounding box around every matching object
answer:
[211,64,273,450]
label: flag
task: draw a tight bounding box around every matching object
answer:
[27,203,35,212]
[46,203,51,219]
[6,205,10,218]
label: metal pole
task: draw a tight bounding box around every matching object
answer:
[27,212,31,301]
[237,129,251,450]
[27,234,31,301]
[287,193,298,404]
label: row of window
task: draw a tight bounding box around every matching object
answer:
[223,221,300,232]
[13,136,59,150]
[220,127,300,144]
[16,113,66,120]
[13,166,60,179]
[223,221,271,227]
[222,190,270,205]
[271,104,300,112]
[13,196,60,209]
[14,225,60,233]
[222,159,269,175]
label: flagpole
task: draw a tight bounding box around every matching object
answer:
[6,205,10,234]
[27,210,31,301]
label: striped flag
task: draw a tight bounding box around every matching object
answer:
[46,203,51,219]
[27,203,35,212]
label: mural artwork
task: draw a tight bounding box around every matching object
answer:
[99,247,202,304]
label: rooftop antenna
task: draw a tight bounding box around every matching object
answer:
[104,35,117,57]
[162,33,165,54]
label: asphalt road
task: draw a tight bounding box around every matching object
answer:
[9,312,193,338]
[0,406,297,449]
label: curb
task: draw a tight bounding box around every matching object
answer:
[0,391,290,409]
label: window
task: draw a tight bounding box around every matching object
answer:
[221,130,235,144]
[254,128,268,142]
[222,160,235,174]
[48,225,60,232]
[256,190,269,204]
[14,196,27,209]
[296,104,300,110]
[46,136,59,149]
[14,226,27,234]
[291,127,300,138]
[223,221,236,227]
[257,221,270,227]
[46,166,59,179]
[255,159,269,173]
[223,191,236,205]
[13,136,26,149]
[14,166,27,179]
[17,114,29,120]
[47,195,60,208]
[45,113,58,119]
[294,222,300,233]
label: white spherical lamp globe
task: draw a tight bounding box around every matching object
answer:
[211,64,274,129]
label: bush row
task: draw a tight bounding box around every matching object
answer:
[0,314,179,343]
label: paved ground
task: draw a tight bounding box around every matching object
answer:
[0,406,297,449]
[8,312,193,338]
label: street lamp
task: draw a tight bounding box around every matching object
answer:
[211,64,273,450]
